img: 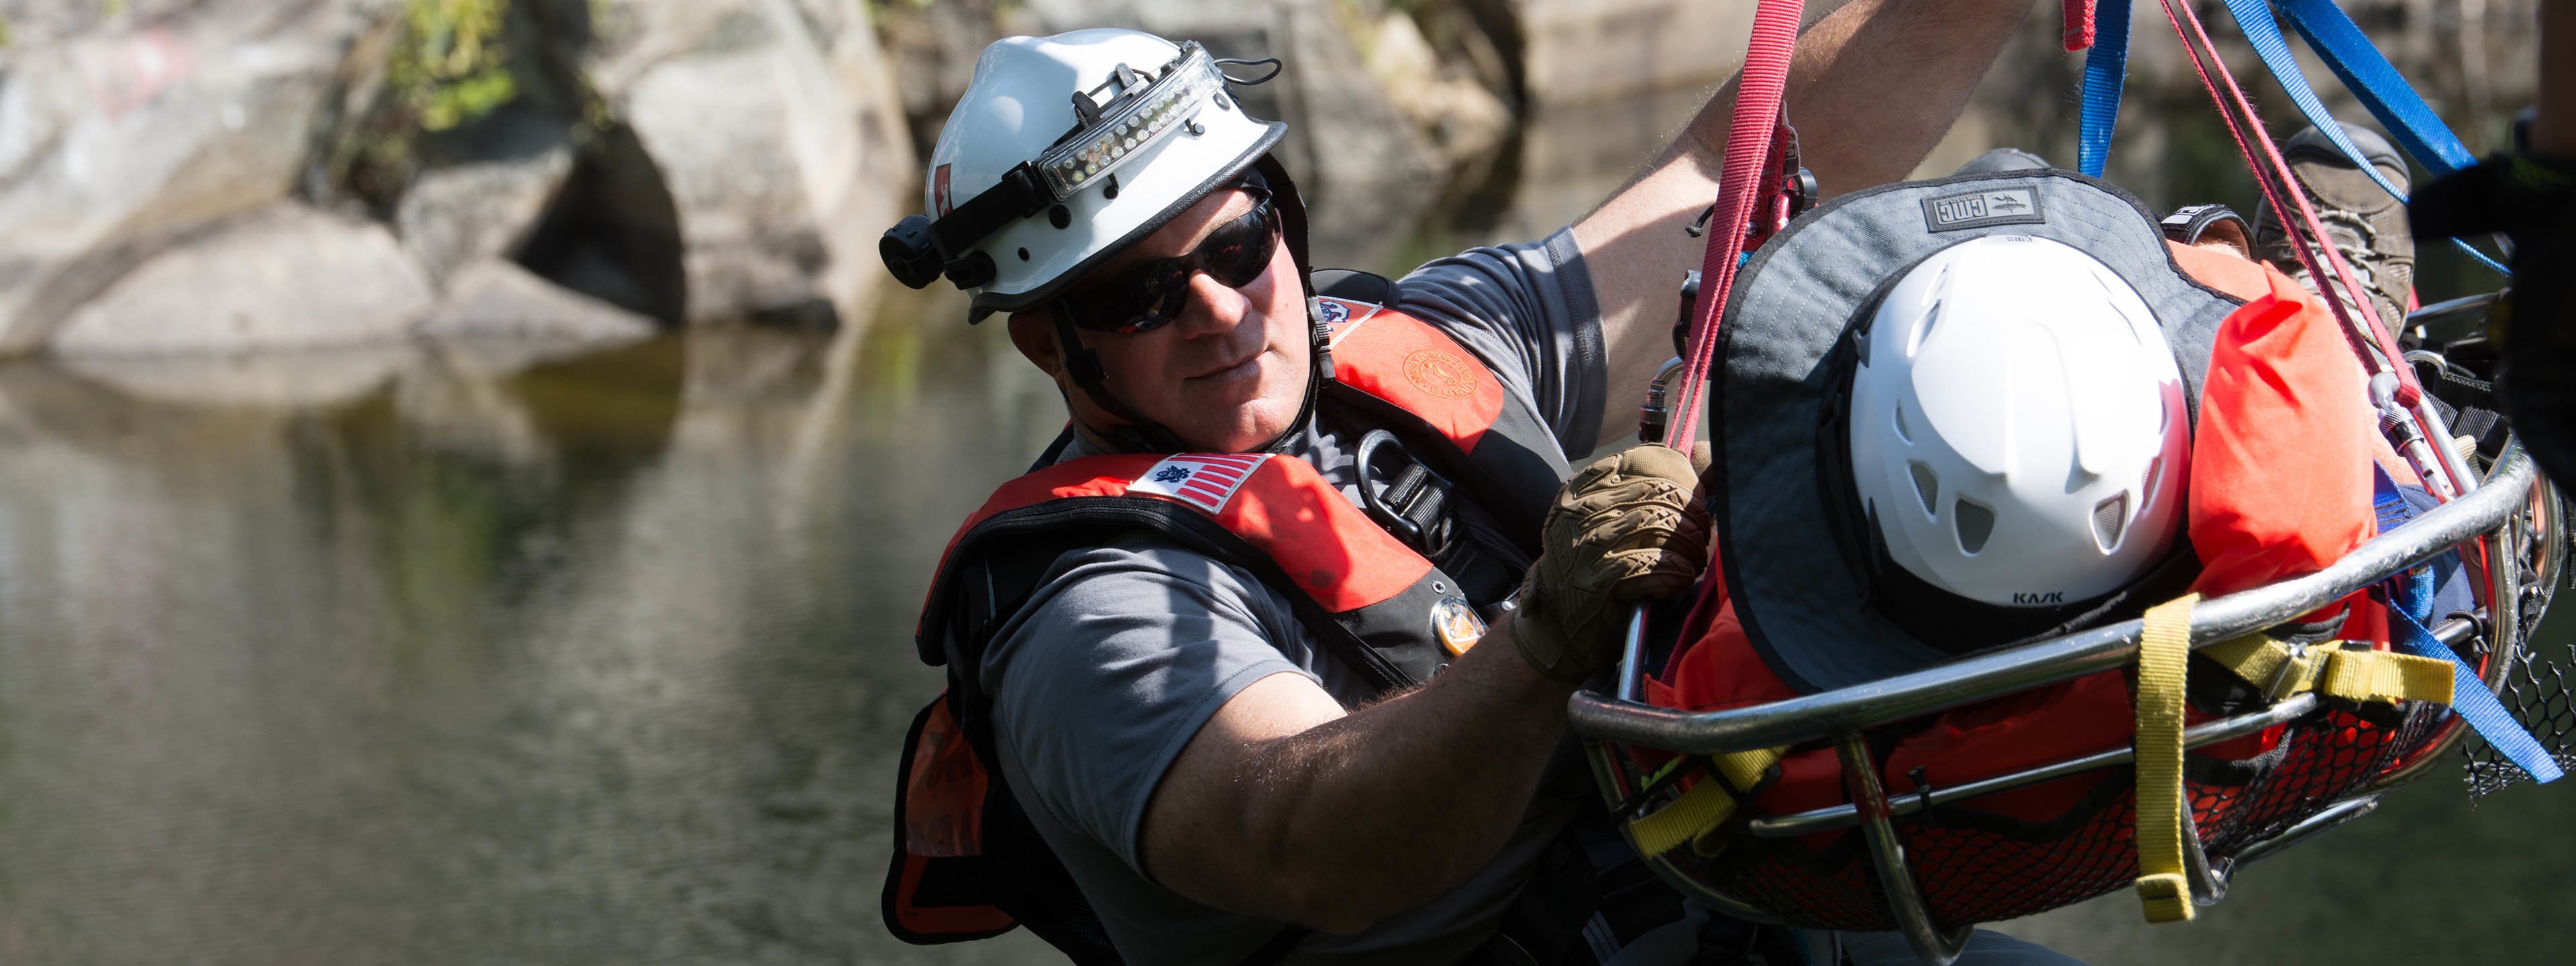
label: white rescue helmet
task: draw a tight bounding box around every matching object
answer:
[1846,235,2191,609]
[879,30,1289,321]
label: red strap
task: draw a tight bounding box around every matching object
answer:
[2065,0,2099,51]
[1666,0,1805,463]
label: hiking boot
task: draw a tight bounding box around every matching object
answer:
[2249,121,2415,329]
[1953,147,2052,176]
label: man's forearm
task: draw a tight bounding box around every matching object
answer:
[1141,616,1576,934]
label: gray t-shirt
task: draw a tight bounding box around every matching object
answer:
[979,228,1605,965]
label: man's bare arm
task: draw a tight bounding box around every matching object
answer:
[1136,616,1571,934]
[1577,0,2033,433]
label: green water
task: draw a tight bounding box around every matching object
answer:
[0,323,1064,963]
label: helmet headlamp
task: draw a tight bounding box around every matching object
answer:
[1040,45,1224,199]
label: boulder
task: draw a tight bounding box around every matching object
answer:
[584,0,916,325]
[1364,11,1513,176]
[395,120,579,285]
[50,205,437,356]
[0,0,386,354]
[417,258,657,345]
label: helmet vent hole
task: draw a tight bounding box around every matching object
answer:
[1910,300,1942,356]
[1017,248,1030,261]
[1908,461,1939,515]
[2092,493,2129,551]
[1892,404,1913,442]
[1955,499,1995,555]
[1050,205,1073,229]
[1104,174,1120,200]
[2139,457,2161,504]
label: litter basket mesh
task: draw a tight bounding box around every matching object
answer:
[2464,552,2576,800]
[1698,701,2451,930]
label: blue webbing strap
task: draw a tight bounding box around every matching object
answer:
[2076,0,2131,177]
[2222,0,2511,276]
[2275,0,2476,176]
[2387,606,2564,784]
[2374,477,2563,783]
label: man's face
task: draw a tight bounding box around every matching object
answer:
[1008,187,1311,453]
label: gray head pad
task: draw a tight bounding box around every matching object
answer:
[1711,170,2243,692]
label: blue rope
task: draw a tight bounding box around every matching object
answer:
[2222,0,2510,276]
[2076,0,2132,177]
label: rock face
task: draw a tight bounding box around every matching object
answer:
[0,0,386,354]
[588,0,915,325]
[417,258,657,343]
[51,205,437,356]
[394,120,578,286]
[0,0,919,360]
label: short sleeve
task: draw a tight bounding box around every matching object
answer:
[978,535,1314,874]
[1391,227,1607,458]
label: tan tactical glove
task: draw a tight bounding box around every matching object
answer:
[1512,445,1712,683]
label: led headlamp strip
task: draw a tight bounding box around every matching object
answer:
[1662,0,1806,464]
[1040,44,1226,201]
[2155,0,2470,501]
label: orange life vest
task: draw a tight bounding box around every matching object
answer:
[885,294,1575,955]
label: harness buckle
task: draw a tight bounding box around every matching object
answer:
[1356,429,1454,557]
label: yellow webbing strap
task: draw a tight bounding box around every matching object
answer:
[2198,635,2454,705]
[2134,594,2197,924]
[2131,602,2454,925]
[2314,649,2453,705]
[1626,747,1784,858]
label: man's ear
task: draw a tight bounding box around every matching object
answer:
[1006,311,1065,378]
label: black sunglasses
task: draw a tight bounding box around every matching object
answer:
[1055,193,1279,334]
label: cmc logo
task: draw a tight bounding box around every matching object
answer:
[1921,186,2045,232]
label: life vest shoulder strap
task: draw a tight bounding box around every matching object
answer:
[1314,295,1571,544]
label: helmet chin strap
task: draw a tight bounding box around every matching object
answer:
[1049,294,1335,456]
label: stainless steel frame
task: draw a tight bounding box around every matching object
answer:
[1570,447,2560,964]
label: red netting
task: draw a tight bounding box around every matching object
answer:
[1684,702,2449,930]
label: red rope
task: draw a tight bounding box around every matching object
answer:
[1664,0,1805,463]
[2065,0,2100,52]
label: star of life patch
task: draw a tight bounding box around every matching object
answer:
[1127,453,1270,514]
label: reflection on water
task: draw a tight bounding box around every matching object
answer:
[0,304,1060,963]
[3,17,2572,962]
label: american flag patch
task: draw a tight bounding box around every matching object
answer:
[1128,453,1269,514]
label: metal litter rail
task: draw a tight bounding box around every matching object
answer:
[1570,447,2551,966]
[1570,450,2536,755]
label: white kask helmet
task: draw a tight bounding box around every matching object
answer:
[1846,235,2191,609]
[879,29,1290,321]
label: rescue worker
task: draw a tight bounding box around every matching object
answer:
[2416,3,2576,488]
[879,3,2045,963]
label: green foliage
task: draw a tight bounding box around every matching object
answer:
[390,0,519,132]
[0,17,13,49]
